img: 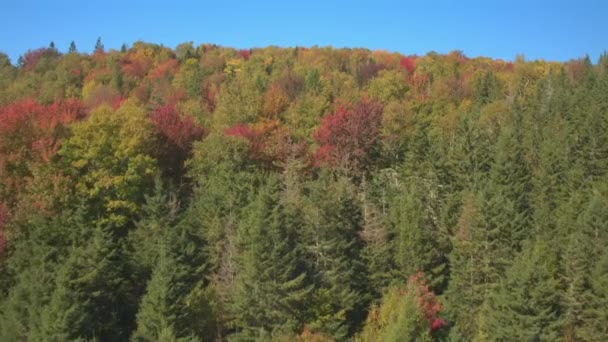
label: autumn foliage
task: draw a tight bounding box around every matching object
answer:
[225,120,303,168]
[400,56,416,74]
[150,103,205,178]
[0,98,86,164]
[313,98,383,172]
[151,104,204,150]
[408,272,444,331]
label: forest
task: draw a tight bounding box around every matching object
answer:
[0,39,607,341]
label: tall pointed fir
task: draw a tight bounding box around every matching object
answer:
[562,186,608,341]
[38,223,136,341]
[389,179,446,291]
[131,232,214,341]
[478,240,563,341]
[228,175,310,339]
[0,208,91,340]
[303,171,369,340]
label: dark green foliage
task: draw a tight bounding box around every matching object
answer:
[228,175,310,339]
[39,224,135,341]
[303,172,369,340]
[479,240,563,341]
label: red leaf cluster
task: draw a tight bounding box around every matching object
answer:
[0,98,86,157]
[149,59,180,81]
[312,98,383,171]
[400,56,417,74]
[0,99,85,216]
[20,48,54,71]
[150,104,205,150]
[408,272,444,331]
[224,120,303,167]
[238,49,251,60]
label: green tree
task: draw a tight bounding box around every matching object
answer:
[58,101,157,228]
[479,240,563,341]
[562,187,608,341]
[303,172,369,340]
[38,224,136,341]
[228,175,310,339]
[95,37,104,52]
[132,232,215,341]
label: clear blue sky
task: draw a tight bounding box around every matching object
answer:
[1,0,606,64]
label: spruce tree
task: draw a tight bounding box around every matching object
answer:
[303,172,369,339]
[563,186,608,341]
[132,236,211,341]
[479,240,563,341]
[38,223,136,341]
[389,181,445,289]
[229,175,310,339]
[95,37,104,52]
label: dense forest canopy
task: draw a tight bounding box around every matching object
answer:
[0,40,607,341]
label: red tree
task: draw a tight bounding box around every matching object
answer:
[237,49,251,60]
[151,104,204,150]
[225,120,306,169]
[0,99,86,232]
[148,58,180,81]
[407,272,444,331]
[0,98,85,163]
[150,104,205,178]
[400,56,417,74]
[312,98,383,173]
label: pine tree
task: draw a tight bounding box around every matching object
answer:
[563,186,608,341]
[229,175,310,339]
[479,240,563,341]
[389,180,445,289]
[129,176,179,277]
[38,223,136,341]
[68,41,77,53]
[132,234,213,341]
[0,210,89,340]
[95,37,104,52]
[303,172,369,339]
[443,192,487,340]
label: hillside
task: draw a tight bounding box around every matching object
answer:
[0,41,607,341]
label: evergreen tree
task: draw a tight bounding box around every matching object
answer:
[229,175,310,339]
[563,186,608,341]
[38,223,136,341]
[95,37,104,52]
[479,240,563,341]
[132,233,214,341]
[68,41,77,53]
[443,192,487,340]
[389,180,445,289]
[0,210,89,340]
[303,172,369,339]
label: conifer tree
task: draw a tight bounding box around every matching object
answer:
[303,172,369,339]
[38,223,136,341]
[229,175,310,339]
[563,186,608,341]
[479,240,563,341]
[132,235,212,341]
[389,181,445,289]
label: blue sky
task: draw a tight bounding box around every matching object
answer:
[1,0,606,64]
